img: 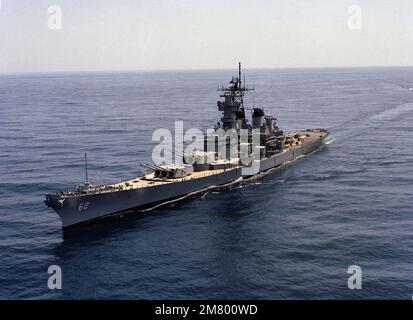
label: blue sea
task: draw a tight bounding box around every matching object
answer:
[0,67,412,299]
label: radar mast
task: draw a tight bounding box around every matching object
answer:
[217,62,254,130]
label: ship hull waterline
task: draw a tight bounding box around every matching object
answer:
[46,135,328,228]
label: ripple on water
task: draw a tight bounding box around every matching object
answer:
[1,68,413,299]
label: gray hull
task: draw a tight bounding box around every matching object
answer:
[48,167,241,227]
[47,137,325,228]
[258,138,322,173]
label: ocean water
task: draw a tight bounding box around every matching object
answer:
[0,67,412,299]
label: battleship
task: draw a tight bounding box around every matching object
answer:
[45,63,329,228]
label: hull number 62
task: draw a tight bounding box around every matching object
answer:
[78,202,90,212]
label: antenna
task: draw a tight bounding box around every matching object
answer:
[239,62,242,87]
[84,153,90,185]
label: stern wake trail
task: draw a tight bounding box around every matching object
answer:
[328,102,413,145]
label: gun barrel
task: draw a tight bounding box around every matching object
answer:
[142,163,160,171]
[142,163,174,173]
